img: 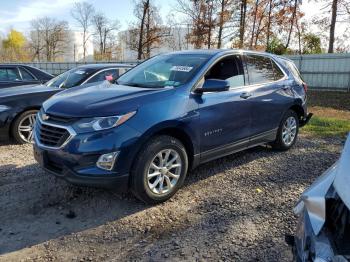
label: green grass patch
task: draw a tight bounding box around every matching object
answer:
[302,116,350,137]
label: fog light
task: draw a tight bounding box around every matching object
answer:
[96,151,119,171]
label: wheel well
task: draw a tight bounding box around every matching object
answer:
[9,106,41,138]
[151,128,195,169]
[289,105,304,121]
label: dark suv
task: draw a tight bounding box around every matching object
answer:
[33,50,312,204]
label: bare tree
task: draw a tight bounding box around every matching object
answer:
[285,0,298,50]
[239,0,247,48]
[135,0,150,60]
[328,0,338,53]
[127,0,166,59]
[29,17,69,62]
[216,0,235,48]
[92,12,119,60]
[71,2,95,61]
[176,0,215,49]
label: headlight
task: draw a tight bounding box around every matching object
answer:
[0,105,11,112]
[72,111,136,133]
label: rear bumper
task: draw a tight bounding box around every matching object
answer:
[299,113,313,127]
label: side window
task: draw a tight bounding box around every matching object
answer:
[286,61,303,83]
[245,54,275,85]
[86,69,119,83]
[0,68,21,81]
[19,67,35,80]
[205,55,245,88]
[0,69,7,81]
[271,60,285,80]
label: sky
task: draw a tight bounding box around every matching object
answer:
[0,0,342,41]
[0,0,177,35]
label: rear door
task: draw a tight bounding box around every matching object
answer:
[196,54,253,160]
[243,53,290,140]
[0,67,23,88]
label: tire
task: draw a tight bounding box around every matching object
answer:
[11,110,38,144]
[271,110,299,150]
[130,135,188,204]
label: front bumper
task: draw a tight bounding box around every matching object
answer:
[33,144,129,190]
[292,133,350,261]
[33,113,143,190]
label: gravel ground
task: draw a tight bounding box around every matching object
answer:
[0,134,344,262]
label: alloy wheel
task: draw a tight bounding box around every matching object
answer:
[18,113,36,143]
[282,116,297,146]
[147,149,182,195]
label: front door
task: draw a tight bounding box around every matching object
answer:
[195,54,252,161]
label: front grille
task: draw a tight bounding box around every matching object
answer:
[46,113,76,124]
[37,121,70,147]
[325,194,350,255]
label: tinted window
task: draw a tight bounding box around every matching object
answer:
[245,55,275,85]
[0,68,21,81]
[86,69,119,83]
[205,55,245,88]
[118,54,210,88]
[271,60,285,80]
[19,67,35,80]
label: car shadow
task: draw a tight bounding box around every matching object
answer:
[0,137,341,256]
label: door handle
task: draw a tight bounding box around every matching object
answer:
[240,92,252,99]
[281,86,290,91]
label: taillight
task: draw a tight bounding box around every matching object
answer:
[302,82,308,92]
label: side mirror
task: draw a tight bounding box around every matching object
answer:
[195,79,230,94]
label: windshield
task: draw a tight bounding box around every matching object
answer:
[46,68,95,88]
[117,54,211,88]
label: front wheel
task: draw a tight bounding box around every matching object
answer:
[271,110,299,150]
[131,135,188,204]
[11,110,38,144]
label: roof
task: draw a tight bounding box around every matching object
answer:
[162,49,284,59]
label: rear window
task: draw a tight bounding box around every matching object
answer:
[245,54,275,85]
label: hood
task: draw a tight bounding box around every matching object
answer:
[43,81,176,117]
[294,133,350,235]
[0,84,58,98]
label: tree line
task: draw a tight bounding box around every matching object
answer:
[0,0,349,63]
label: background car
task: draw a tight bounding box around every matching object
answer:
[0,64,54,88]
[0,63,133,144]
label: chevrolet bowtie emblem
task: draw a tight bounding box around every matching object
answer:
[42,113,50,121]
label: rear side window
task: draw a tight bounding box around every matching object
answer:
[19,67,35,80]
[271,60,285,80]
[0,68,21,81]
[286,61,303,83]
[245,54,275,85]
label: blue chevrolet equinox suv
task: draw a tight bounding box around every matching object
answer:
[33,50,312,204]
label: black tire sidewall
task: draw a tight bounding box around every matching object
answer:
[131,136,188,204]
[11,110,38,144]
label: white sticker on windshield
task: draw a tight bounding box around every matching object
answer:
[170,66,193,72]
[74,70,86,74]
